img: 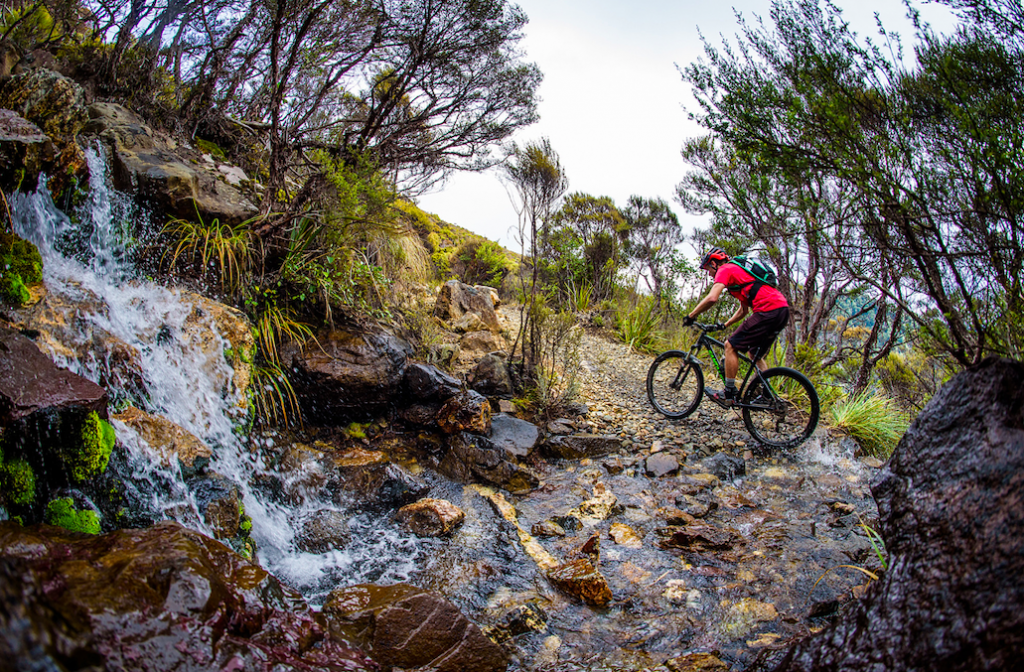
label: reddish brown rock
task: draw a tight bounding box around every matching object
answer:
[436,390,492,434]
[546,557,613,607]
[321,583,507,672]
[0,521,376,671]
[395,497,465,537]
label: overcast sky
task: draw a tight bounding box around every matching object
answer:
[416,0,959,256]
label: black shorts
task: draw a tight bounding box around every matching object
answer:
[727,307,789,360]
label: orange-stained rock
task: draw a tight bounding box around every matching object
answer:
[395,497,465,537]
[545,557,612,607]
[113,406,212,469]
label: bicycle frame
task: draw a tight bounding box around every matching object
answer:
[686,324,775,409]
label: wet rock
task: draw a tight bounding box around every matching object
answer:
[545,557,612,607]
[720,598,778,639]
[544,434,621,460]
[186,472,242,539]
[0,69,87,196]
[0,327,108,424]
[562,400,590,416]
[483,602,547,644]
[397,402,442,427]
[433,280,501,333]
[469,352,512,397]
[394,497,465,537]
[329,448,429,508]
[657,523,743,552]
[674,494,718,519]
[113,406,211,473]
[437,390,492,434]
[403,361,462,402]
[489,413,540,458]
[439,432,540,494]
[567,482,621,524]
[0,109,53,192]
[531,520,566,537]
[322,583,508,672]
[552,515,583,534]
[666,652,730,672]
[179,291,255,412]
[296,509,350,553]
[82,102,258,225]
[281,326,412,423]
[646,452,680,477]
[0,521,375,671]
[609,522,644,548]
[754,358,1024,672]
[703,452,746,481]
[572,532,602,565]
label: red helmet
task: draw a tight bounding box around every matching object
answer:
[699,246,729,270]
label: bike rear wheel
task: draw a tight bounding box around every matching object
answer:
[647,351,704,419]
[741,367,819,448]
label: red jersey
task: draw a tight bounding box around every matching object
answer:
[714,263,788,312]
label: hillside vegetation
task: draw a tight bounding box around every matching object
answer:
[2,0,1022,458]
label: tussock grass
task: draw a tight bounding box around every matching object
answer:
[829,392,909,460]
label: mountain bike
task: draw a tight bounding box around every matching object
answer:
[646,322,820,448]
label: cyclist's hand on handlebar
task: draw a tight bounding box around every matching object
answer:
[708,322,726,332]
[683,315,695,327]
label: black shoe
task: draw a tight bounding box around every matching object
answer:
[709,387,738,407]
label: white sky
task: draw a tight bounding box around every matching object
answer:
[416,0,959,257]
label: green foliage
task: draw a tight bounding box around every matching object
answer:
[614,296,662,353]
[521,307,583,416]
[161,208,255,294]
[829,393,909,460]
[249,361,302,428]
[0,231,43,305]
[0,459,36,505]
[60,411,116,483]
[194,138,227,160]
[859,522,887,571]
[454,239,513,288]
[45,497,101,534]
[0,3,61,49]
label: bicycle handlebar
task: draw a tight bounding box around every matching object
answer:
[691,321,726,333]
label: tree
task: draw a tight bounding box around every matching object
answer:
[680,0,1024,369]
[621,195,685,306]
[547,193,625,301]
[502,138,568,383]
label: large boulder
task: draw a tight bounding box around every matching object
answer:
[280,327,413,423]
[0,68,87,196]
[755,357,1024,671]
[0,109,53,193]
[0,521,377,671]
[433,280,501,333]
[0,327,107,424]
[402,361,462,402]
[81,102,258,225]
[321,583,507,672]
[438,432,540,494]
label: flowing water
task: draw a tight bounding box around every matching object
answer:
[11,152,881,670]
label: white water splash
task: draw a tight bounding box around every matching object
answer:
[10,148,426,600]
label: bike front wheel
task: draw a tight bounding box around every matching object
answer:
[647,350,704,419]
[741,367,820,448]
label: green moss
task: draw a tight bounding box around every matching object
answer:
[45,497,101,534]
[0,232,43,306]
[239,516,252,534]
[0,459,36,505]
[64,411,116,482]
[195,138,227,159]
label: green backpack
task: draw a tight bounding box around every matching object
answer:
[727,254,778,299]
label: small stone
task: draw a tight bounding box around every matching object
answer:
[531,520,566,537]
[395,498,465,537]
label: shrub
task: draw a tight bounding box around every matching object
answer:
[829,392,909,460]
[615,296,661,352]
[453,239,513,288]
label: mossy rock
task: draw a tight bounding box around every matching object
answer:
[0,230,43,306]
[0,458,36,505]
[45,496,100,534]
[62,411,116,483]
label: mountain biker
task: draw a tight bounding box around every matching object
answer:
[683,247,789,405]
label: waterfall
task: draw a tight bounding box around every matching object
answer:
[10,147,428,604]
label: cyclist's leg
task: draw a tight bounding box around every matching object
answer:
[731,307,789,371]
